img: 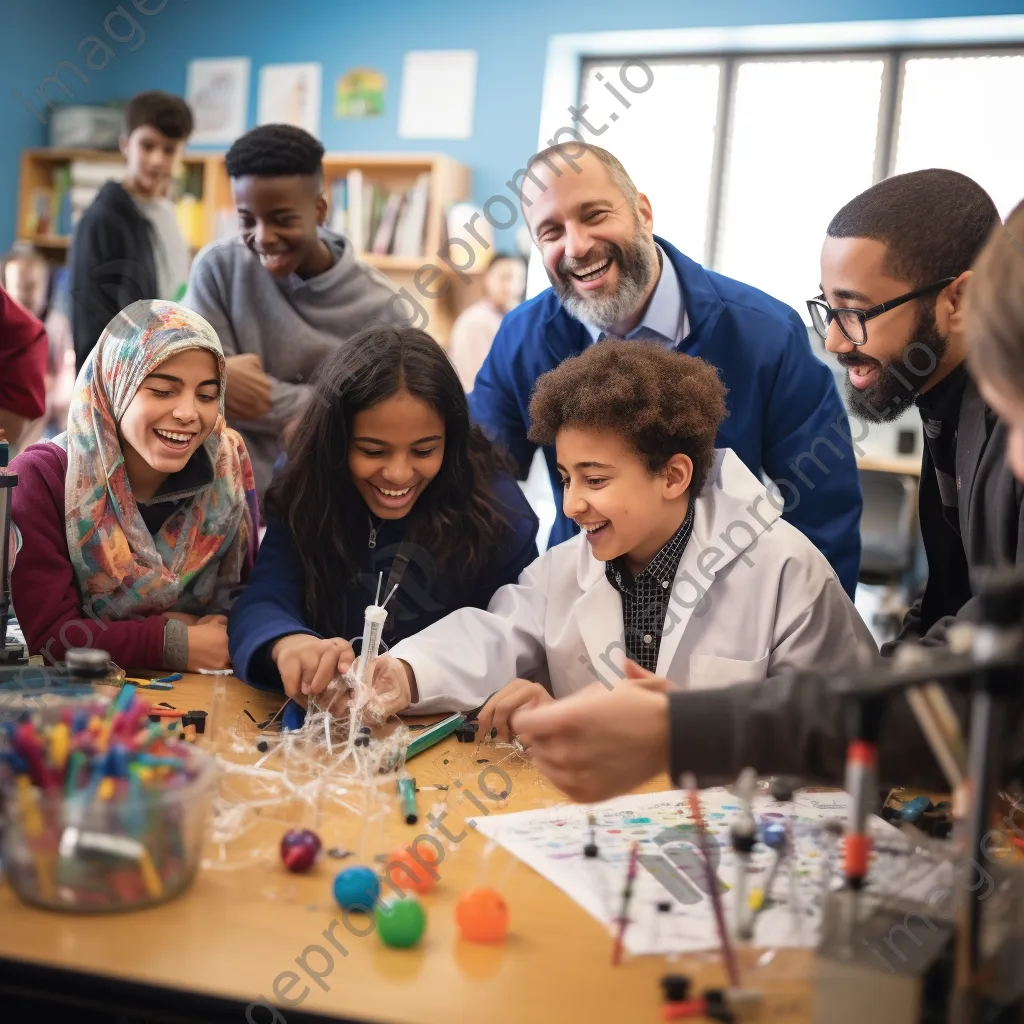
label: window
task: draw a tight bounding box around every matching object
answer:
[893,52,1024,219]
[577,45,1024,320]
[581,60,721,261]
[715,57,884,314]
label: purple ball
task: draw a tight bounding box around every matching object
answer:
[281,829,322,873]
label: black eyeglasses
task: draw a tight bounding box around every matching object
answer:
[806,277,956,346]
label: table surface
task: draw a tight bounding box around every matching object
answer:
[857,454,922,477]
[0,674,819,1024]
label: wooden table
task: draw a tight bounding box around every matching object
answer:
[0,674,817,1024]
[856,454,922,477]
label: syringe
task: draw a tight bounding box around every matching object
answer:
[357,604,388,688]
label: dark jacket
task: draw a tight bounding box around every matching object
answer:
[68,181,157,370]
[896,376,1024,646]
[228,473,539,698]
[667,373,1024,791]
[467,235,864,598]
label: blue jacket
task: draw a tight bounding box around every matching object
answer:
[228,472,539,706]
[467,236,863,598]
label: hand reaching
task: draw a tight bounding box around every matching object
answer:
[356,654,416,721]
[512,660,671,802]
[475,678,554,743]
[272,634,355,702]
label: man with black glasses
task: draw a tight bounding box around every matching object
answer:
[809,167,1021,647]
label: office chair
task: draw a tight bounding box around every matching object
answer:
[858,469,921,641]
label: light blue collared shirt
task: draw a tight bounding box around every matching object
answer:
[582,245,689,348]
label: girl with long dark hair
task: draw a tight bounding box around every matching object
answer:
[227,326,538,711]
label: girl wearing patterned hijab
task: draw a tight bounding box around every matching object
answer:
[10,299,258,673]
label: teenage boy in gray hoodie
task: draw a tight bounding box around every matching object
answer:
[184,124,409,498]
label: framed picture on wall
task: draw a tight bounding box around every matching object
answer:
[258,63,323,139]
[186,57,251,145]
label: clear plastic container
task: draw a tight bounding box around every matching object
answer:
[1,742,217,913]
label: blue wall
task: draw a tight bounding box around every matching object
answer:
[0,0,178,250]
[5,0,1024,253]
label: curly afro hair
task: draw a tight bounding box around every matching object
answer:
[528,339,728,495]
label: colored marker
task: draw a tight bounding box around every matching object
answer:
[397,777,418,825]
[405,713,465,759]
[611,841,640,965]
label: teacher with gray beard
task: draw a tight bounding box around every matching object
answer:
[467,142,863,599]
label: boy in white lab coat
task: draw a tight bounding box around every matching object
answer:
[347,340,878,736]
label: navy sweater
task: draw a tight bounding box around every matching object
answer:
[228,473,539,696]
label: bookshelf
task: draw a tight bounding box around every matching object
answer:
[14,148,481,345]
[16,148,223,254]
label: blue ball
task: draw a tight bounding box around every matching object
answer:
[761,821,789,852]
[333,866,380,911]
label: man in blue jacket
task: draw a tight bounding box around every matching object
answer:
[467,143,863,598]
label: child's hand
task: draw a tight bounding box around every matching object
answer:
[476,679,553,743]
[272,634,355,700]
[359,655,416,719]
[225,353,272,420]
[513,661,670,802]
[186,619,231,672]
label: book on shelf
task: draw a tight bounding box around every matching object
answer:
[27,158,124,240]
[26,155,206,248]
[328,170,431,260]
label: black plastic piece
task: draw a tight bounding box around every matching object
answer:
[661,974,690,1003]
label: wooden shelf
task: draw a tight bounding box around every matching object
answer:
[22,147,213,166]
[15,147,477,345]
[28,234,70,249]
[361,253,423,271]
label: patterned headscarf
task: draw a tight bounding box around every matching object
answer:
[65,300,257,619]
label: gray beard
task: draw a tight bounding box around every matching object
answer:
[558,270,652,331]
[549,233,658,333]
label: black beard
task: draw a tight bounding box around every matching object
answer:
[843,308,949,424]
[547,231,657,331]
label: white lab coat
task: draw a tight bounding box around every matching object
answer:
[392,449,878,712]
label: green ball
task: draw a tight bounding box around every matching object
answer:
[375,897,426,948]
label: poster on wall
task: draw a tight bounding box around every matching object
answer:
[335,68,386,118]
[398,50,477,139]
[258,62,323,138]
[186,57,251,145]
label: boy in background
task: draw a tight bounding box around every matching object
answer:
[448,253,526,391]
[69,90,194,369]
[184,124,398,499]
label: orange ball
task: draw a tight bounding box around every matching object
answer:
[384,841,439,895]
[455,887,509,943]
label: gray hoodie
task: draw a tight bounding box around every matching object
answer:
[183,228,399,497]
